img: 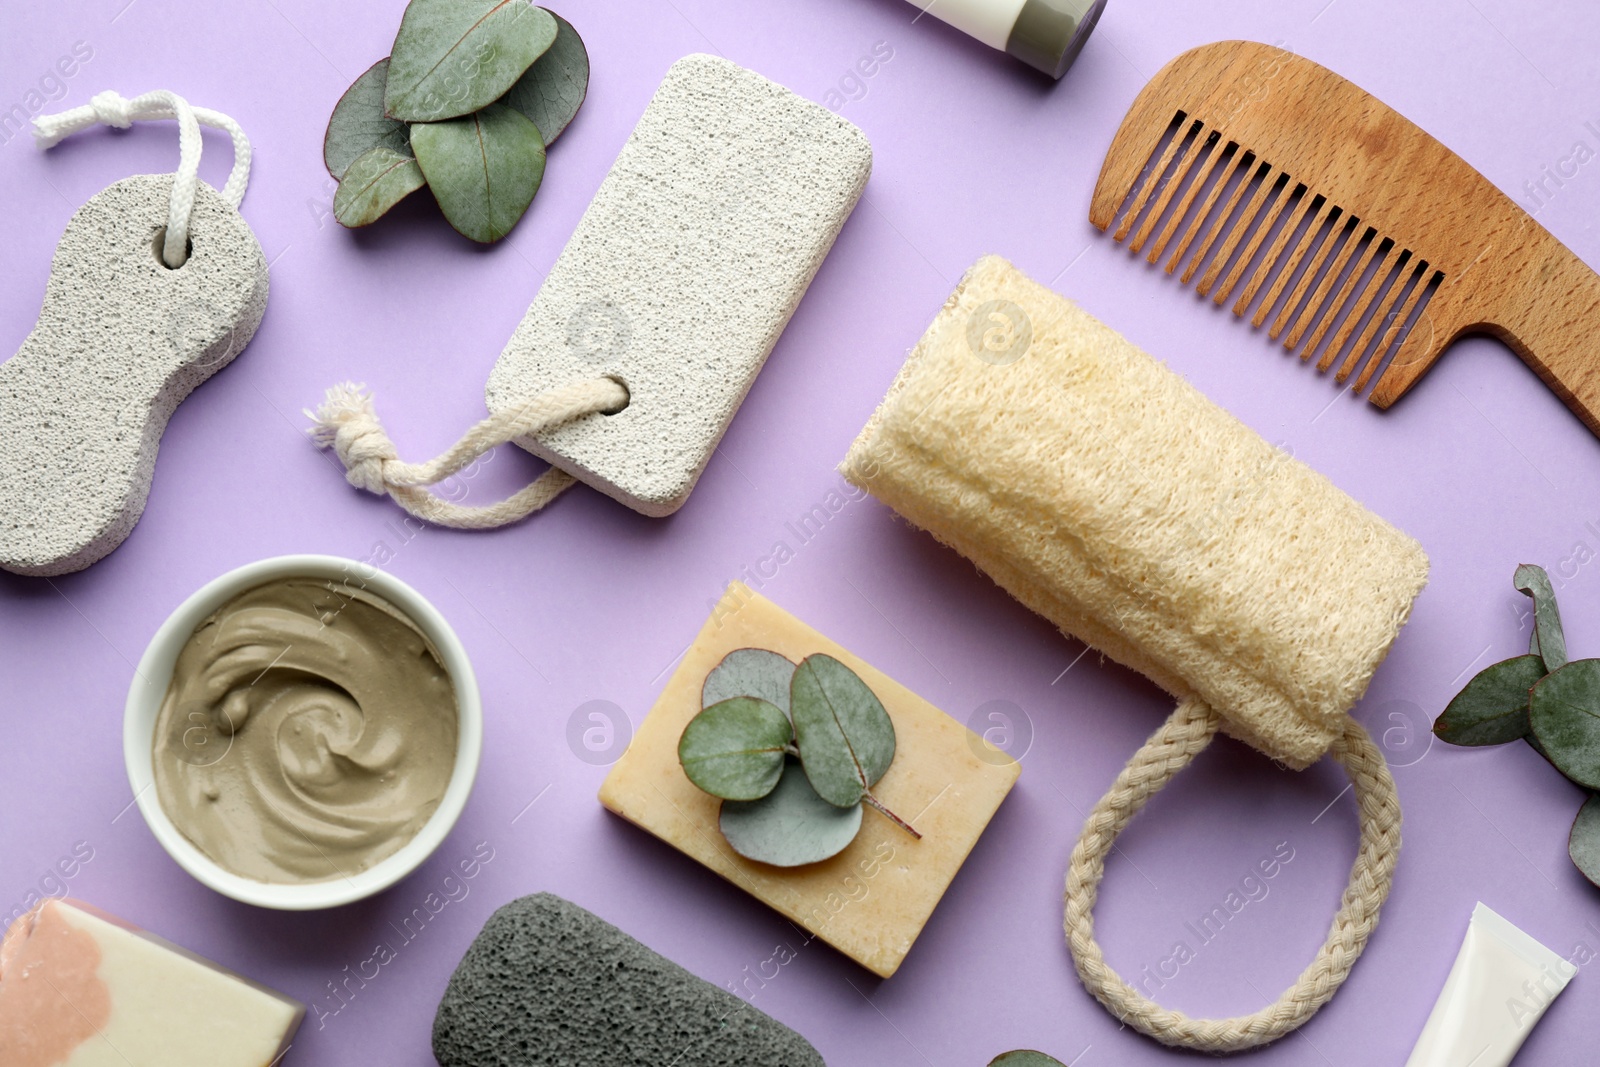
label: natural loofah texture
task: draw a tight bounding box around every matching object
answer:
[485,53,872,517]
[840,255,1427,1052]
[0,175,267,575]
[841,255,1429,770]
[432,893,824,1067]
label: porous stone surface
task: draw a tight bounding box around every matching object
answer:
[431,892,825,1067]
[0,174,268,575]
[485,53,872,516]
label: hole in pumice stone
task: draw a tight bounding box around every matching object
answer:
[600,375,630,416]
[150,227,194,269]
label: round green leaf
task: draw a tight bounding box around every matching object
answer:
[411,102,546,243]
[334,146,427,228]
[791,653,896,808]
[500,10,588,145]
[385,0,557,122]
[1433,654,1544,746]
[703,648,795,715]
[324,58,412,180]
[1515,564,1567,670]
[1528,659,1600,790]
[719,758,863,867]
[678,697,792,801]
[990,1054,1068,1067]
[1569,794,1600,888]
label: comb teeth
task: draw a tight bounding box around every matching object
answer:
[1107,112,1446,393]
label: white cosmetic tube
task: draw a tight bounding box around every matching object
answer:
[903,0,1106,79]
[1405,902,1576,1067]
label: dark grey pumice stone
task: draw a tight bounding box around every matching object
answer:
[432,893,825,1067]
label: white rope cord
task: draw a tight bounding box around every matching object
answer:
[307,377,628,529]
[1063,698,1402,1052]
[33,90,252,268]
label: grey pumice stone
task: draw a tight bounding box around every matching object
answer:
[432,892,826,1067]
[0,173,268,575]
[485,53,872,517]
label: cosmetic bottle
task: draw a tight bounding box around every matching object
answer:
[907,0,1106,79]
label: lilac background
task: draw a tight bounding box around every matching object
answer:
[3,0,1600,1063]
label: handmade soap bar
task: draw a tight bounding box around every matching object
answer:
[599,584,1020,978]
[433,892,822,1066]
[0,898,304,1066]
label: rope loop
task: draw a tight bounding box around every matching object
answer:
[34,89,252,268]
[1063,698,1401,1052]
[306,377,628,529]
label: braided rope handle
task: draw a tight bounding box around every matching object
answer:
[306,377,627,529]
[1063,698,1402,1052]
[34,90,252,268]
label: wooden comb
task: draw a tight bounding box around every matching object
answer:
[1091,41,1600,433]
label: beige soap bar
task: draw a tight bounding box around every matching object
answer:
[0,899,304,1066]
[599,584,1020,978]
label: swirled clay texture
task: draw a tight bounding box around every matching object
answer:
[153,578,458,883]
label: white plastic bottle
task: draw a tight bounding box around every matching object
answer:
[904,0,1106,79]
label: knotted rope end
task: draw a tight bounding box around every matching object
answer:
[305,382,399,496]
[306,381,376,447]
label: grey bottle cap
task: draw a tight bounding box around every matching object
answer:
[1006,0,1107,80]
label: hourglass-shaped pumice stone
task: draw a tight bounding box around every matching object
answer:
[0,174,268,576]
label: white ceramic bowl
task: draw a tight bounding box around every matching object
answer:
[124,554,483,910]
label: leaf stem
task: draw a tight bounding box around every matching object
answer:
[862,791,921,840]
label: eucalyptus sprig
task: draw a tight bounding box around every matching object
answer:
[323,0,589,242]
[1433,563,1600,885]
[678,648,920,867]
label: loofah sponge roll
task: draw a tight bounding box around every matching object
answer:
[840,255,1428,1052]
[841,255,1427,770]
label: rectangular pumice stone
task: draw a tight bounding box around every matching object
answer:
[484,54,873,516]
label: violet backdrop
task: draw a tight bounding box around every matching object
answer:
[3,0,1599,1063]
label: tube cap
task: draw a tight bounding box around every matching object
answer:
[1006,0,1107,80]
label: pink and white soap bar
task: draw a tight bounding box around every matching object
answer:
[0,899,304,1066]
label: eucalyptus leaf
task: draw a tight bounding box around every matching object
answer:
[1569,794,1600,888]
[990,1054,1068,1067]
[385,0,557,122]
[1433,654,1545,746]
[678,697,793,801]
[324,58,412,180]
[500,10,589,144]
[1528,659,1600,790]
[411,102,546,242]
[703,648,796,715]
[718,757,863,867]
[1516,563,1567,671]
[333,146,427,228]
[791,653,896,807]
